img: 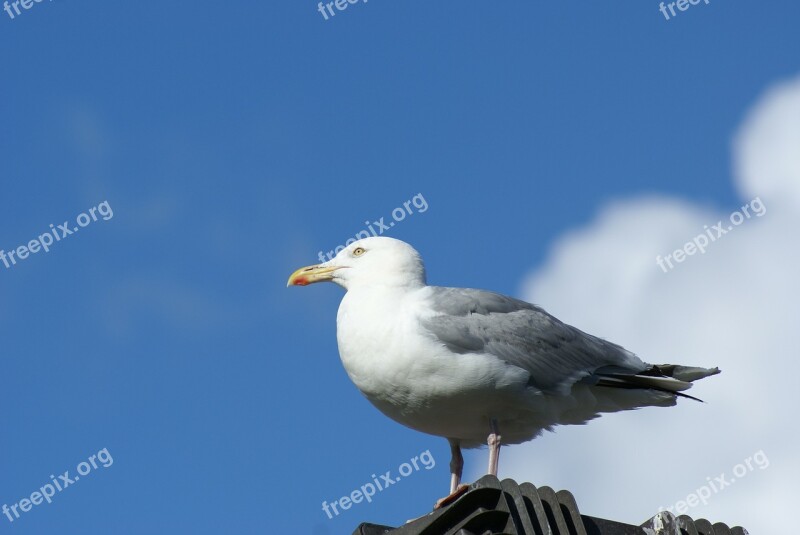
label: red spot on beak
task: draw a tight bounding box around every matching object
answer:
[293,277,309,286]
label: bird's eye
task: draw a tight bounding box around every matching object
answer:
[353,247,366,256]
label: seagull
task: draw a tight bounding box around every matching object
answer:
[287,237,719,505]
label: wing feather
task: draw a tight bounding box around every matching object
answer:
[421,287,647,394]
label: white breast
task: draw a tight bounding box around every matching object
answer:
[335,286,535,444]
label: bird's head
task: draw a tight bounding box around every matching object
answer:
[287,237,426,291]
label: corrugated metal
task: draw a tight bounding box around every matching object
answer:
[352,475,750,535]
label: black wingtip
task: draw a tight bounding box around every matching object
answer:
[674,390,704,403]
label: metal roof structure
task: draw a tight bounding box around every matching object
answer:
[352,475,749,535]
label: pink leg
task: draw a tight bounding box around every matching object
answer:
[449,439,463,494]
[487,419,501,477]
[434,439,469,509]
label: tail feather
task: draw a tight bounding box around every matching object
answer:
[650,364,721,382]
[594,364,720,402]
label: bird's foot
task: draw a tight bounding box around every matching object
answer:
[434,484,469,509]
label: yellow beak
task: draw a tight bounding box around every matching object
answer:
[286,264,341,287]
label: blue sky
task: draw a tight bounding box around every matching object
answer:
[1,1,798,533]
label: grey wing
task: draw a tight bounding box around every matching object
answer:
[421,287,649,394]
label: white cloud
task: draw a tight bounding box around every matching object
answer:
[495,75,800,533]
